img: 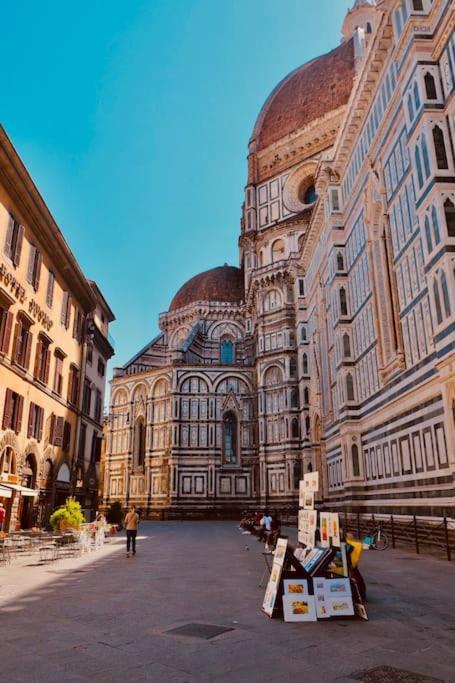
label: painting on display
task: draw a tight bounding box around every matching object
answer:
[298,509,318,547]
[303,471,319,493]
[303,490,314,511]
[283,579,308,595]
[262,585,278,617]
[273,538,288,567]
[329,513,341,547]
[327,596,354,617]
[319,512,330,548]
[282,595,317,622]
[324,578,351,598]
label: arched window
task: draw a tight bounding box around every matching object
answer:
[433,277,443,325]
[431,206,440,245]
[293,461,302,489]
[303,387,309,405]
[346,373,355,401]
[302,353,308,375]
[441,272,451,318]
[336,252,344,271]
[290,389,299,409]
[0,447,16,475]
[263,289,281,312]
[366,21,372,34]
[412,0,424,10]
[134,418,145,467]
[444,199,455,237]
[271,239,285,263]
[407,93,414,121]
[413,82,421,110]
[343,333,351,358]
[424,72,437,100]
[289,358,297,378]
[301,326,307,342]
[351,444,360,477]
[339,288,348,316]
[223,412,237,465]
[415,146,424,188]
[305,415,310,435]
[432,126,448,170]
[425,214,433,253]
[220,339,234,364]
[422,135,431,178]
[291,418,299,439]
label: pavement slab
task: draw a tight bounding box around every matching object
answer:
[0,521,454,682]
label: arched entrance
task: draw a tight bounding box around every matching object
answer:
[0,446,17,531]
[55,463,71,507]
[19,454,38,529]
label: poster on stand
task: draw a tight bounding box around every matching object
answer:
[263,585,278,617]
[319,513,330,548]
[298,509,317,547]
[329,513,341,547]
[273,538,288,567]
[303,490,314,510]
[282,594,317,622]
[304,471,319,493]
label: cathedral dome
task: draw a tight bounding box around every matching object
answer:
[169,265,243,312]
[250,39,355,152]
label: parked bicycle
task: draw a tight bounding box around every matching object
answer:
[371,521,389,550]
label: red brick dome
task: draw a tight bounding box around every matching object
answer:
[169,265,243,312]
[251,39,355,152]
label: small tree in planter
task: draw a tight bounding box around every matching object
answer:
[50,497,85,532]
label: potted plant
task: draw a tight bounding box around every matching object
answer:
[50,497,85,532]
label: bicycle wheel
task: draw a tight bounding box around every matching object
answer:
[372,531,389,550]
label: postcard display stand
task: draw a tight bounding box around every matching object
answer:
[262,472,368,622]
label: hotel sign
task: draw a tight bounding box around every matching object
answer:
[0,262,53,331]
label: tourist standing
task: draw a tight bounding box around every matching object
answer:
[124,505,139,557]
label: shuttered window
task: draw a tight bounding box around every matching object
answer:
[46,271,55,308]
[0,306,14,355]
[4,215,24,267]
[2,389,24,433]
[27,402,44,441]
[34,334,51,384]
[67,365,80,405]
[60,291,72,329]
[53,353,64,395]
[26,245,42,291]
[49,414,65,447]
[12,316,33,370]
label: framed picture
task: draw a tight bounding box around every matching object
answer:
[319,512,330,548]
[329,513,340,547]
[327,596,354,616]
[273,538,288,567]
[269,563,282,586]
[304,490,314,510]
[283,595,317,622]
[301,547,333,576]
[324,578,351,598]
[283,579,308,595]
[315,593,330,619]
[304,471,319,493]
[263,585,278,617]
[313,577,326,594]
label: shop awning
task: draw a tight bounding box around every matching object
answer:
[1,484,38,497]
[0,485,12,499]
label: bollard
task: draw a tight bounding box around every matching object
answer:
[414,515,419,554]
[390,514,395,549]
[443,517,451,562]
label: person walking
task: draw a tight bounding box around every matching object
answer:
[0,502,5,532]
[124,505,139,557]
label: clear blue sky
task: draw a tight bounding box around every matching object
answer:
[1,0,352,368]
